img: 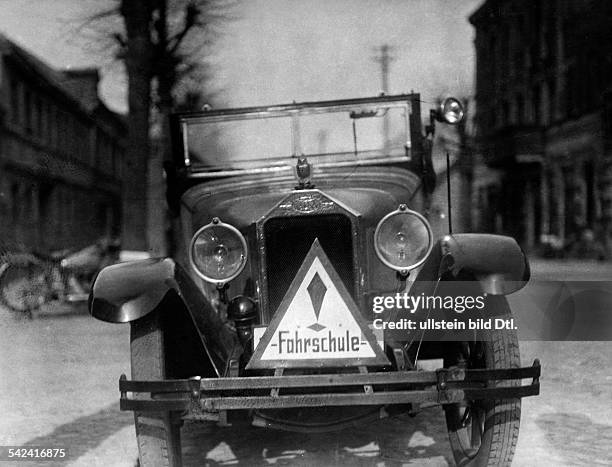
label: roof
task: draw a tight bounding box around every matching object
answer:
[0,32,125,128]
[468,0,499,26]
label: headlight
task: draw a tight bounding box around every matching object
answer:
[374,205,433,273]
[189,218,248,284]
[439,97,464,124]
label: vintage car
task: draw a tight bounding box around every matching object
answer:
[89,94,540,466]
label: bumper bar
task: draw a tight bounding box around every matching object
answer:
[119,359,540,413]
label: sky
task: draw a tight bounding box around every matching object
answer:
[0,0,482,114]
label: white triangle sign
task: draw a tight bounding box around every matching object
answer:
[247,239,389,369]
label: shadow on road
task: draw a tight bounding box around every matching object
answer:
[536,412,612,466]
[20,403,133,466]
[182,409,452,466]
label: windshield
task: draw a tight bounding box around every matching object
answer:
[177,97,414,174]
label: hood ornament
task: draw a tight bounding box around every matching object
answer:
[295,156,314,189]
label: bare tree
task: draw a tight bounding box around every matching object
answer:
[84,0,231,251]
[118,0,154,251]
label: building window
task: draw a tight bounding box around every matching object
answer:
[95,129,102,169]
[489,34,497,84]
[604,92,612,138]
[488,108,496,131]
[24,88,32,134]
[111,144,118,177]
[35,96,43,138]
[52,108,59,149]
[502,100,510,126]
[533,85,541,125]
[501,25,510,78]
[513,50,523,80]
[116,147,124,179]
[545,6,556,62]
[67,115,76,157]
[516,94,525,125]
[10,78,20,125]
[547,79,556,123]
[566,65,579,117]
[10,182,20,222]
[44,101,52,144]
[584,160,596,226]
[58,111,67,152]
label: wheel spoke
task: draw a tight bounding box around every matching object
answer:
[460,406,471,428]
[477,409,484,438]
[464,405,484,451]
[471,410,480,448]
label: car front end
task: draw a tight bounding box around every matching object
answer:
[90,94,540,466]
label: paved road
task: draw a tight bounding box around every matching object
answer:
[0,309,135,466]
[528,258,612,281]
[1,259,611,466]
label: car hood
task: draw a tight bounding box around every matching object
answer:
[181,166,422,232]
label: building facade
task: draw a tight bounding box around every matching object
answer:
[470,0,612,256]
[0,34,126,253]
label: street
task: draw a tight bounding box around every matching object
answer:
[0,259,611,466]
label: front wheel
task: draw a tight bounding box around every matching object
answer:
[0,263,52,316]
[131,312,183,467]
[444,296,521,467]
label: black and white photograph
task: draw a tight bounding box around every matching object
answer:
[0,1,611,465]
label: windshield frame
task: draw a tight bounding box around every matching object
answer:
[170,93,422,178]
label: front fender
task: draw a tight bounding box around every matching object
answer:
[90,258,237,377]
[89,258,221,324]
[416,233,530,295]
[89,258,180,323]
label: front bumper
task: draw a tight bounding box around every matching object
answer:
[119,360,540,419]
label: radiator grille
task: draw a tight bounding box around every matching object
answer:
[263,214,354,314]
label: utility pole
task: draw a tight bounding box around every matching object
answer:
[374,44,394,94]
[373,44,395,152]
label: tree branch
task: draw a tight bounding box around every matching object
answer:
[168,2,200,54]
[73,5,121,34]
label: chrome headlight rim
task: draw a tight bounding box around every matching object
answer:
[189,217,248,285]
[439,97,464,125]
[374,205,434,273]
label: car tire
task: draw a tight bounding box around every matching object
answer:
[443,295,521,467]
[131,311,183,467]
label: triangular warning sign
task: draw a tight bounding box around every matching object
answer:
[247,239,390,369]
